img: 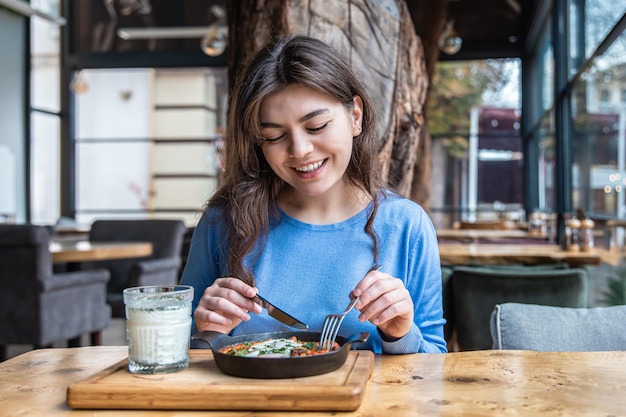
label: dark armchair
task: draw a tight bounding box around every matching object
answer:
[87,219,187,317]
[451,265,588,350]
[0,225,111,361]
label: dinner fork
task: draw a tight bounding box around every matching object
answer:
[319,264,383,351]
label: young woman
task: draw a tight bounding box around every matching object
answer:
[180,35,446,354]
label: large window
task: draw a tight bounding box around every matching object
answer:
[526,0,626,225]
[571,30,626,217]
[581,0,626,61]
[31,0,62,225]
[0,0,64,225]
[429,59,522,228]
[0,9,26,224]
[533,23,556,213]
[537,111,556,210]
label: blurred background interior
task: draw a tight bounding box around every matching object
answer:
[1,0,625,358]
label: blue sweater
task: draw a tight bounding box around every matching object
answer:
[180,192,447,354]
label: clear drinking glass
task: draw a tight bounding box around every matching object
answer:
[123,285,194,374]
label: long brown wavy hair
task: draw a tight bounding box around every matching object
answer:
[207,35,383,286]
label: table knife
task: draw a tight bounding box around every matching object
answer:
[254,294,309,330]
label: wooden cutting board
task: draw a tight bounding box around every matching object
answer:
[66,349,374,411]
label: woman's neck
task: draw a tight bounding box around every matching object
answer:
[277,183,371,225]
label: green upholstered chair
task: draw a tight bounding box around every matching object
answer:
[451,265,588,350]
[441,266,455,343]
[491,302,626,351]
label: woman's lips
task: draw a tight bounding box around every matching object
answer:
[295,159,325,173]
[293,159,326,178]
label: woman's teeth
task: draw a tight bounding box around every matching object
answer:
[295,160,324,173]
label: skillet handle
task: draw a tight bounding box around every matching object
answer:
[344,332,370,347]
[190,330,225,349]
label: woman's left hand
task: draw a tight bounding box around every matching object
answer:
[352,268,414,340]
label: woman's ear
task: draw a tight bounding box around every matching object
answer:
[352,95,364,137]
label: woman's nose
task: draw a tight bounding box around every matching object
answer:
[288,131,314,158]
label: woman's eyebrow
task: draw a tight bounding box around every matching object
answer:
[260,108,330,129]
[299,108,329,123]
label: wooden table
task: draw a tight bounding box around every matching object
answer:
[1,347,625,416]
[54,224,91,236]
[437,228,549,243]
[50,241,153,263]
[438,243,619,266]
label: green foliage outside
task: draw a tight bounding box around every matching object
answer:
[428,60,513,158]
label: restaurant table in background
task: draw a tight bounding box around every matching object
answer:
[53,224,91,238]
[1,346,625,416]
[437,228,550,243]
[438,243,620,267]
[50,241,153,263]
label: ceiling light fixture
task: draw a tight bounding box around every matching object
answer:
[117,26,212,40]
[116,4,228,56]
[200,25,228,56]
[439,19,462,55]
[200,5,227,57]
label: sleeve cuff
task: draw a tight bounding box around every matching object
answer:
[378,323,422,354]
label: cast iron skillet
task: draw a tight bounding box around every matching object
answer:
[190,330,369,379]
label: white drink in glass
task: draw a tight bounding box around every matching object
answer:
[123,285,194,374]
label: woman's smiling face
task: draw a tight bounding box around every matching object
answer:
[259,84,363,199]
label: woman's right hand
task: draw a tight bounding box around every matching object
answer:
[193,277,262,334]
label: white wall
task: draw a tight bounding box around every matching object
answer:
[75,69,153,220]
[74,68,225,226]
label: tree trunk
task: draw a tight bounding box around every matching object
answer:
[227,0,428,199]
[226,0,289,87]
[407,0,449,210]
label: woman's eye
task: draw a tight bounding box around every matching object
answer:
[308,122,329,133]
[261,133,285,143]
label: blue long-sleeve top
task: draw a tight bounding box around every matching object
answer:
[180,191,447,354]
